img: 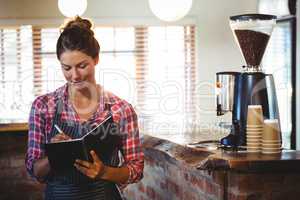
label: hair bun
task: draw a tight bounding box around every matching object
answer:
[61,16,94,35]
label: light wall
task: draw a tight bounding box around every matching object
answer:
[0,0,258,124]
[190,0,258,124]
[296,1,300,150]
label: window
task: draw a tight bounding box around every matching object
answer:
[262,20,294,149]
[142,26,196,135]
[0,24,197,136]
[259,0,297,149]
[0,26,34,123]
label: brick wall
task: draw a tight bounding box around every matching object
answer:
[227,172,300,200]
[0,132,45,200]
[124,149,226,200]
[123,148,300,200]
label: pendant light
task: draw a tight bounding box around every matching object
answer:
[58,0,87,17]
[148,0,193,22]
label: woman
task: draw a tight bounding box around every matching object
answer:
[25,16,144,200]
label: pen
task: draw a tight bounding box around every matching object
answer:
[54,124,64,134]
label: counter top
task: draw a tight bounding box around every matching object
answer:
[143,134,300,173]
[200,149,300,172]
[0,123,28,132]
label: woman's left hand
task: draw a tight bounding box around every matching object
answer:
[74,150,106,180]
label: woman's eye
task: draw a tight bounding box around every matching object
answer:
[79,64,87,68]
[62,66,71,71]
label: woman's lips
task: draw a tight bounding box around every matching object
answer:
[70,81,84,86]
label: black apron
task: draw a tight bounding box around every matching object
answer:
[45,99,123,200]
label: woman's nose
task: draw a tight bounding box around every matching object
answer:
[71,68,80,79]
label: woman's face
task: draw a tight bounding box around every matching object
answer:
[59,50,99,90]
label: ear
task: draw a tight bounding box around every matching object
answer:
[94,55,99,65]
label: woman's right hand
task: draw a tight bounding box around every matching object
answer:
[34,157,51,182]
[50,133,72,142]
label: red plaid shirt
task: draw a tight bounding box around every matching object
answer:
[25,84,144,185]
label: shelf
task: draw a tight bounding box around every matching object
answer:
[0,123,28,132]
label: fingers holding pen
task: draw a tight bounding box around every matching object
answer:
[50,133,72,142]
[51,124,72,142]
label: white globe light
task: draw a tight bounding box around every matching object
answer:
[149,0,193,22]
[58,0,87,17]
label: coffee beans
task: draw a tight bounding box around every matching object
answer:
[234,30,270,68]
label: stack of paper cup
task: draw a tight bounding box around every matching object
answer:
[246,105,264,153]
[262,119,281,154]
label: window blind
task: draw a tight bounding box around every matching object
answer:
[94,27,136,104]
[261,22,292,148]
[140,26,197,134]
[32,27,42,96]
[0,26,34,122]
[40,28,63,93]
[0,25,197,136]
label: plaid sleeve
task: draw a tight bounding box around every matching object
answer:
[25,97,47,180]
[117,103,144,185]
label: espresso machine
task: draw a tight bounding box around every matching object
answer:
[216,14,281,147]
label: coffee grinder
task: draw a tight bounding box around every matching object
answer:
[216,14,281,147]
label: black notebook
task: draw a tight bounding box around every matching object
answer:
[45,116,121,172]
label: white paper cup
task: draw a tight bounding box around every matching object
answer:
[262,146,281,149]
[261,143,281,148]
[262,150,281,154]
[247,138,261,141]
[247,132,262,135]
[247,130,263,133]
[261,139,281,144]
[247,149,260,153]
[247,105,264,126]
[247,125,264,128]
[247,128,264,131]
[247,145,260,148]
[247,141,261,145]
[247,135,262,138]
[247,149,260,151]
[263,119,281,141]
[247,129,262,132]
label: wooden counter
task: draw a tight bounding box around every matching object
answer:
[0,123,28,132]
[198,149,300,172]
[142,134,300,172]
[124,134,300,200]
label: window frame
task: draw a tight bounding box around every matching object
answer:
[258,0,297,149]
[275,15,298,149]
[0,23,197,134]
[271,15,297,149]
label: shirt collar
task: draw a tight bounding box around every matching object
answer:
[60,83,114,110]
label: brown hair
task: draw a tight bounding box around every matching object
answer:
[56,16,100,59]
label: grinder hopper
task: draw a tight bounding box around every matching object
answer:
[230,14,276,71]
